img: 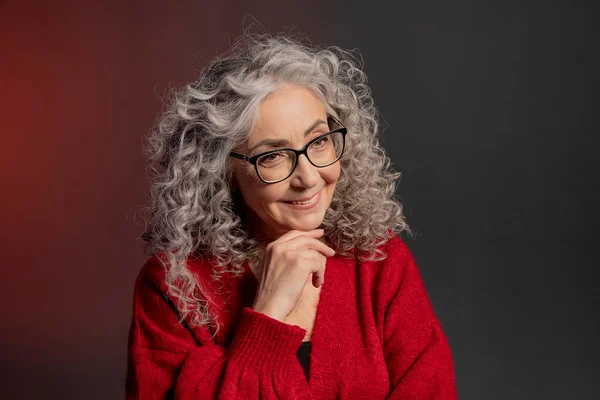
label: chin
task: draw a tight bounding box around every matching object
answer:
[284,213,326,232]
[288,220,323,232]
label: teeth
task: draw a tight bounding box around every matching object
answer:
[291,192,318,205]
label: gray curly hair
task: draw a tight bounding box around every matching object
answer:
[141,33,410,333]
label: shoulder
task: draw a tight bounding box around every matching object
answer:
[358,234,431,309]
[137,253,165,279]
[381,234,414,262]
[129,254,214,352]
[359,234,417,282]
[380,234,418,279]
[380,234,427,290]
[134,252,221,296]
[379,235,438,325]
[132,254,167,298]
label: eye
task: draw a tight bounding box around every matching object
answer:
[312,136,330,148]
[258,151,287,167]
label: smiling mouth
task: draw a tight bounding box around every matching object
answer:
[284,189,322,205]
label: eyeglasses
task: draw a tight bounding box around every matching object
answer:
[230,117,347,184]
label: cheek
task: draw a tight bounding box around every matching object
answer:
[235,166,285,208]
[242,165,261,186]
[323,163,341,184]
[233,166,258,201]
[233,164,261,193]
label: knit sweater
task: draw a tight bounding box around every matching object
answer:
[126,235,457,399]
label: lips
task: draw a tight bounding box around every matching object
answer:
[284,189,322,204]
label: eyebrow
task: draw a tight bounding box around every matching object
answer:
[248,119,328,154]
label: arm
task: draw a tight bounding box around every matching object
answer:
[383,239,457,399]
[126,260,313,400]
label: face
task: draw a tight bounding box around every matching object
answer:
[231,84,341,241]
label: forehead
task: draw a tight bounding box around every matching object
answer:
[248,85,328,142]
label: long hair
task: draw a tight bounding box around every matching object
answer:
[140,32,410,333]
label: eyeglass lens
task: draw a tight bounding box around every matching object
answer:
[256,131,344,182]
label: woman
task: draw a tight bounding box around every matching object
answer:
[127,33,457,399]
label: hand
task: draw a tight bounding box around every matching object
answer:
[252,229,335,322]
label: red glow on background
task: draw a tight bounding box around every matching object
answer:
[0,1,330,397]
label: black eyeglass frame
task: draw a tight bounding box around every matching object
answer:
[230,118,347,184]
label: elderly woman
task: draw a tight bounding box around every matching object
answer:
[126,33,457,399]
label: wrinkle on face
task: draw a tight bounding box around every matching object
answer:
[231,84,341,242]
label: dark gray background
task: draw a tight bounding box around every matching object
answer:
[334,2,596,398]
[1,0,595,398]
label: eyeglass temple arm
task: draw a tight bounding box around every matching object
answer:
[328,115,344,128]
[229,152,249,161]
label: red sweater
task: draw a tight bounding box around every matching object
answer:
[126,235,457,399]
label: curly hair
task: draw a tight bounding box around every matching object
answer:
[140,32,410,333]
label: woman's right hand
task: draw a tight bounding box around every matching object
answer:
[252,229,335,322]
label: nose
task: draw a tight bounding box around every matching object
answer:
[290,154,320,188]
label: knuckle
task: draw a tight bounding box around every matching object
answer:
[294,256,306,266]
[298,258,313,271]
[269,244,281,257]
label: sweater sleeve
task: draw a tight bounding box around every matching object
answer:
[382,239,458,399]
[126,260,313,400]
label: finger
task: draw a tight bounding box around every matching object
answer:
[275,229,324,245]
[278,235,335,257]
[310,261,325,287]
[266,229,324,253]
[312,272,323,288]
[297,251,326,287]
